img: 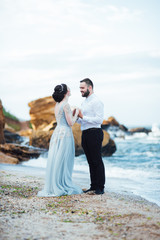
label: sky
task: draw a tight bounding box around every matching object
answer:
[0,0,160,127]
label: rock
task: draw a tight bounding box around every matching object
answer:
[0,152,19,164]
[4,130,24,144]
[102,116,119,126]
[102,116,128,133]
[0,143,46,162]
[29,130,53,149]
[72,123,114,156]
[29,123,115,157]
[28,96,56,130]
[72,123,83,156]
[0,100,5,144]
[102,139,117,156]
[129,127,151,134]
[18,129,33,137]
[119,124,128,132]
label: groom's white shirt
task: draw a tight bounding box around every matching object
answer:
[77,93,104,131]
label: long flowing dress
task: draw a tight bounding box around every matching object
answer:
[37,101,82,197]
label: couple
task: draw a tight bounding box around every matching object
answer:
[38,78,105,197]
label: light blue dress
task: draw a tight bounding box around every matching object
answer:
[37,101,82,197]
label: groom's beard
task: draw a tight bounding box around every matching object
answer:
[82,89,90,97]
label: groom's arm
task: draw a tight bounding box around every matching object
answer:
[80,101,104,125]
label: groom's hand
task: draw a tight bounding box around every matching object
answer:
[78,109,83,119]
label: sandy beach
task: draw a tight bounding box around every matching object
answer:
[0,169,160,240]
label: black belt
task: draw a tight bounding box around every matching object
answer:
[83,128,100,133]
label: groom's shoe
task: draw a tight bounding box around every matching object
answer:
[83,188,95,193]
[95,189,104,195]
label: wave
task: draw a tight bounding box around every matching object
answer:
[108,123,160,141]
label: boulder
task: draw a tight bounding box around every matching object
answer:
[29,130,53,149]
[72,123,83,156]
[0,100,5,144]
[102,116,128,132]
[28,96,56,130]
[0,143,46,162]
[0,152,19,164]
[102,116,119,127]
[119,124,128,132]
[18,129,33,137]
[4,130,24,144]
[129,127,151,134]
[72,123,115,156]
[102,139,117,157]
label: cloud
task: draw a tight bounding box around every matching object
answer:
[107,5,143,22]
[0,0,160,124]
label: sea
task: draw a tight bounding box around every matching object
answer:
[1,123,160,206]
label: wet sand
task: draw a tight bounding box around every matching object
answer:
[0,169,160,240]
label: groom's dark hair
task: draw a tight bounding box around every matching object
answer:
[80,78,93,89]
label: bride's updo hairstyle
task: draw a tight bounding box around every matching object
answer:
[52,84,68,103]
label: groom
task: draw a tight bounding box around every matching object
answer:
[77,78,105,195]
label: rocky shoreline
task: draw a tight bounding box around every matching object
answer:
[0,169,160,240]
[0,97,117,164]
[0,96,152,165]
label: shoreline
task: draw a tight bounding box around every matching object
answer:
[1,162,160,207]
[0,169,160,239]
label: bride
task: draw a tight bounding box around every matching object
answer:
[37,84,82,197]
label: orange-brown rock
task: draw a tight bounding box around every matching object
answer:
[72,123,110,155]
[0,100,5,144]
[129,127,151,134]
[29,130,53,149]
[0,143,45,162]
[19,129,33,137]
[28,96,56,130]
[73,123,113,156]
[29,123,114,156]
[0,152,19,164]
[102,116,119,126]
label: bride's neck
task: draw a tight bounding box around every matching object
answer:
[62,95,69,102]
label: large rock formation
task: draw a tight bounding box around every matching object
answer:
[28,96,56,130]
[0,100,5,144]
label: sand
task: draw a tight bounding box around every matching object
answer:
[0,169,160,240]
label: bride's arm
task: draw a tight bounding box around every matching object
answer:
[63,103,79,126]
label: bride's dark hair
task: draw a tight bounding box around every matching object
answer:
[52,84,68,103]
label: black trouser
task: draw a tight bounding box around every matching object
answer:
[82,128,105,190]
